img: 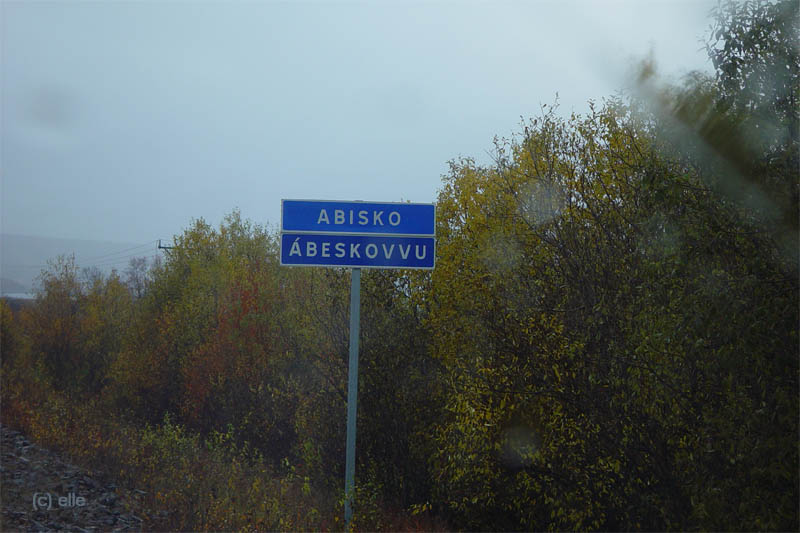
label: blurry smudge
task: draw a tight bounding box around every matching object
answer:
[15,85,80,148]
[499,425,540,469]
[27,86,77,130]
[518,180,564,227]
[641,214,683,259]
[630,59,795,262]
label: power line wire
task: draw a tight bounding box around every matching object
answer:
[3,241,160,271]
[80,240,158,263]
[80,252,159,269]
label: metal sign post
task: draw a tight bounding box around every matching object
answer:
[344,267,361,526]
[280,199,434,529]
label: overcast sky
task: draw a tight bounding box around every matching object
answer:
[2,0,716,244]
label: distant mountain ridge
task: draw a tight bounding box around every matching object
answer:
[1,278,28,294]
[1,233,157,294]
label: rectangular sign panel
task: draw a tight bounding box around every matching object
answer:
[281,233,435,269]
[282,200,435,236]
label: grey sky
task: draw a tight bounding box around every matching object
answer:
[2,0,715,244]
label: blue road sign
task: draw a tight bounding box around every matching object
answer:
[280,233,435,269]
[282,200,435,236]
[279,199,436,529]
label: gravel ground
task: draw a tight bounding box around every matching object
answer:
[0,424,145,532]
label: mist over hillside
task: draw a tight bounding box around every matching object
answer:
[1,233,159,294]
[0,278,27,293]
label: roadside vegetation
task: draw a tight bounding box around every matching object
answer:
[2,2,797,530]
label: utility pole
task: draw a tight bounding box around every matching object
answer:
[157,239,174,250]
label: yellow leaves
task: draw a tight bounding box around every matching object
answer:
[409,501,432,515]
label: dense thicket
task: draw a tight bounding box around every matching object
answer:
[2,2,797,530]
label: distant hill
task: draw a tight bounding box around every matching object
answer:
[1,277,28,294]
[1,233,158,294]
